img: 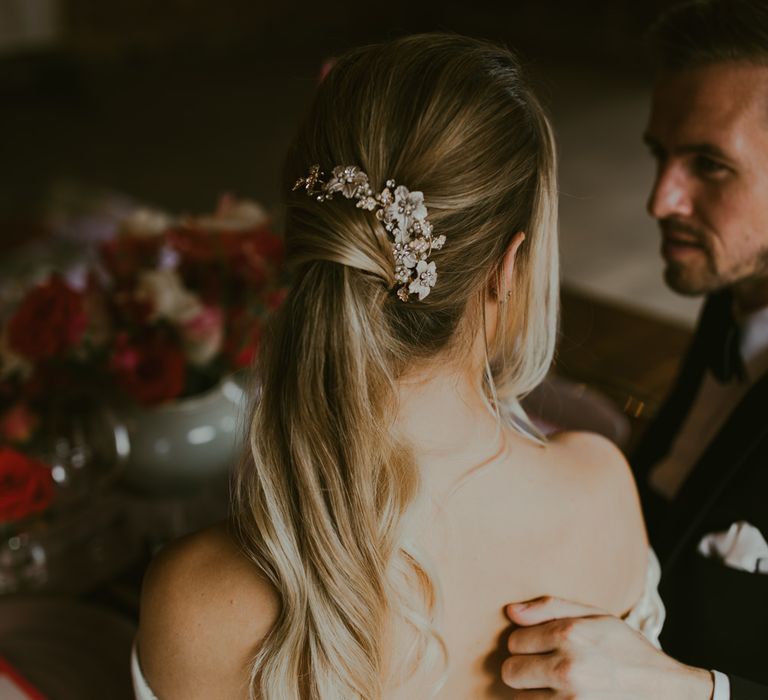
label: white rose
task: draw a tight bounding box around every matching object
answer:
[186,197,269,231]
[121,208,173,237]
[136,269,202,324]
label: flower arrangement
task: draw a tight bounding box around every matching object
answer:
[95,196,286,401]
[0,196,286,523]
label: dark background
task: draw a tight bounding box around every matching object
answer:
[1,0,679,247]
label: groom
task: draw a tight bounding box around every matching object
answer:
[502,1,768,698]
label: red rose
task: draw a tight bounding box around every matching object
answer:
[8,276,88,361]
[110,332,186,405]
[224,312,263,369]
[0,448,55,524]
[99,234,164,285]
[168,226,284,291]
[241,227,284,268]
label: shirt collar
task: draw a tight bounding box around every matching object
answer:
[738,303,768,381]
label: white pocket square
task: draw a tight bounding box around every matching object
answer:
[698,521,768,574]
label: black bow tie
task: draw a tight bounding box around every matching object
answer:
[706,302,746,384]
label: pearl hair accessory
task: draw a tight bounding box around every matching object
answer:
[293,165,445,302]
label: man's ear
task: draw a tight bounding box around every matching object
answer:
[497,232,526,301]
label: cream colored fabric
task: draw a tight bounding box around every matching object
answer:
[131,642,157,700]
[622,547,665,646]
[711,669,731,700]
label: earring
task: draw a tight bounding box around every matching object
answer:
[500,288,512,303]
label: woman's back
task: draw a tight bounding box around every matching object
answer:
[398,428,647,698]
[137,425,647,699]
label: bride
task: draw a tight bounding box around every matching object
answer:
[133,34,660,699]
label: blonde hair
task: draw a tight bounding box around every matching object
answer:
[232,33,559,699]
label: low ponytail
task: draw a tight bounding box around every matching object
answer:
[233,32,559,699]
[234,261,440,698]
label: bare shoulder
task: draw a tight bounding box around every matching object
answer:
[137,522,279,700]
[546,431,648,614]
[550,430,638,494]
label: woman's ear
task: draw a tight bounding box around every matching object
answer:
[498,232,526,301]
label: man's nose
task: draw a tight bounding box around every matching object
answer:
[646,165,693,220]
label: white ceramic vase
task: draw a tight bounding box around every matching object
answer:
[116,374,249,495]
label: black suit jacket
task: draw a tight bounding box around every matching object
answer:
[632,291,768,699]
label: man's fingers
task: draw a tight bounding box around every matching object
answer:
[507,619,572,654]
[501,651,567,690]
[506,596,607,626]
[507,690,558,699]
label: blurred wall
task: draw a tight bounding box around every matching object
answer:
[0,0,680,243]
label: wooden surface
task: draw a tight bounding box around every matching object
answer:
[557,286,694,421]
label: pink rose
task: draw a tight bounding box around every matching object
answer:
[179,306,224,366]
[319,58,336,82]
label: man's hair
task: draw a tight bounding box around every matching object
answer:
[649,0,768,71]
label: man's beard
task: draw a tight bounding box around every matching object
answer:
[663,263,718,296]
[660,219,768,296]
[659,218,717,296]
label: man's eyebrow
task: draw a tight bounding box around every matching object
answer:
[641,133,731,160]
[677,142,731,159]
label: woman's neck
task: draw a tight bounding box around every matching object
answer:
[394,366,506,486]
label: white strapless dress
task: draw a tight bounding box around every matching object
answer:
[131,550,665,699]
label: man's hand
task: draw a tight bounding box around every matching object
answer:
[501,596,713,699]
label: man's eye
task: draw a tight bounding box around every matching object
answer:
[646,145,665,163]
[694,155,729,177]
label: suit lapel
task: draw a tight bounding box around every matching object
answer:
[660,369,768,568]
[632,293,728,482]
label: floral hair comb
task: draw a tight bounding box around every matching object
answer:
[293,165,445,302]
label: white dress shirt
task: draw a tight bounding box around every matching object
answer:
[712,669,730,700]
